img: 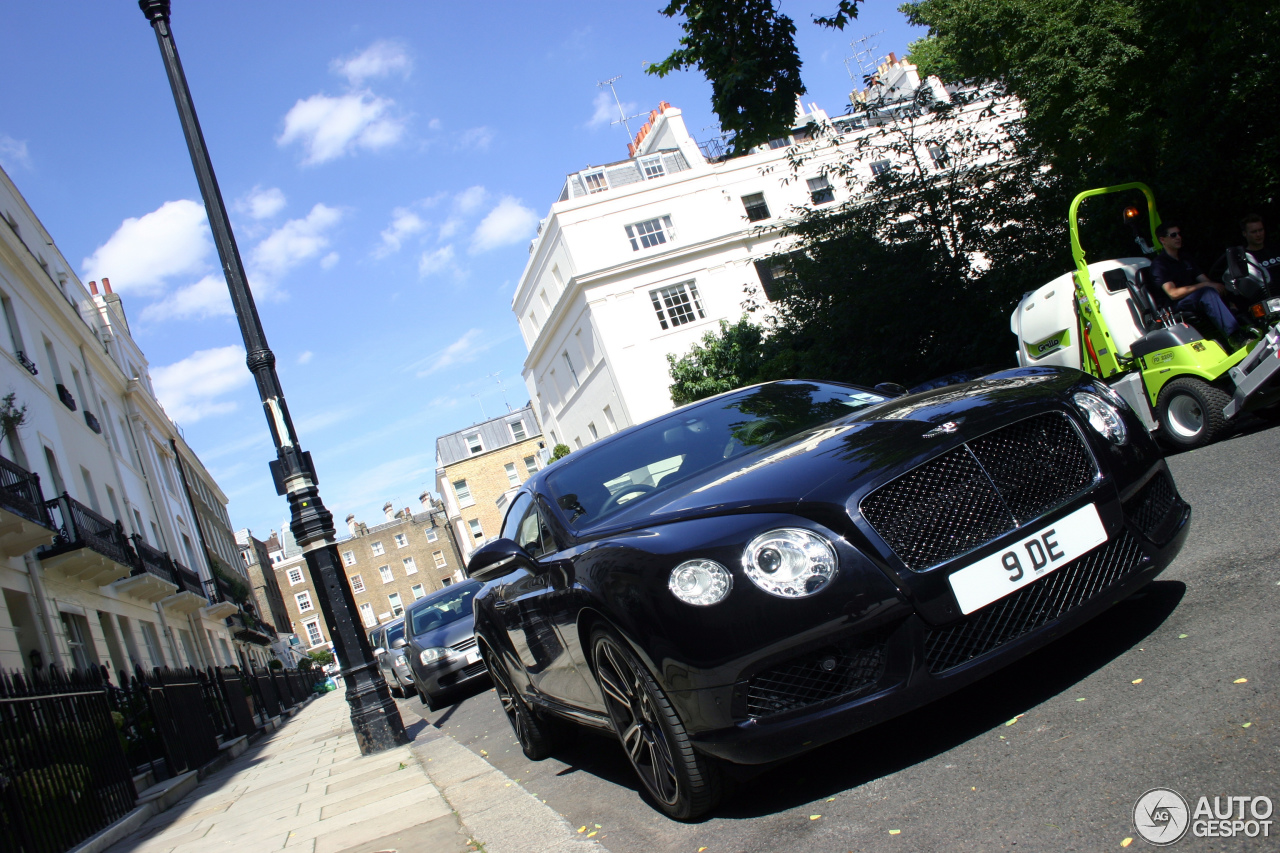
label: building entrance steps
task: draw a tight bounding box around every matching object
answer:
[98,690,608,853]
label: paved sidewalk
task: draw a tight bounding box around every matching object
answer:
[104,692,606,853]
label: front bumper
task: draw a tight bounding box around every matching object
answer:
[410,649,489,698]
[685,468,1190,766]
[1225,323,1280,418]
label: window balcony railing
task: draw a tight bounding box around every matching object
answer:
[0,454,53,529]
[84,410,102,434]
[55,383,77,411]
[172,560,204,597]
[13,350,37,375]
[131,535,178,584]
[39,493,135,568]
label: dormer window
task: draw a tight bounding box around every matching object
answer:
[626,215,675,251]
[584,171,608,193]
[640,156,665,179]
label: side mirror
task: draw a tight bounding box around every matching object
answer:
[874,382,908,398]
[467,538,534,581]
[373,647,385,657]
[391,637,407,650]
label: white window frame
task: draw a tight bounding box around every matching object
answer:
[370,541,385,556]
[394,533,408,548]
[453,479,474,507]
[426,529,439,542]
[807,175,835,204]
[342,550,356,566]
[351,573,365,593]
[649,281,706,330]
[509,419,527,441]
[411,584,425,600]
[388,592,403,617]
[403,556,418,574]
[625,215,674,251]
[295,591,313,613]
[504,462,519,486]
[359,603,376,628]
[303,618,323,647]
[378,565,393,584]
[465,432,484,454]
[870,159,891,176]
[287,567,304,585]
[433,550,447,569]
[524,455,538,477]
[639,155,666,179]
[584,170,608,193]
[468,519,484,540]
[741,192,771,221]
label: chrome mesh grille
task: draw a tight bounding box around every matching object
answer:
[1123,470,1182,544]
[923,530,1144,673]
[861,412,1097,571]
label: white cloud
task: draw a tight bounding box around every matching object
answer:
[297,350,314,365]
[139,274,231,323]
[320,252,339,269]
[82,200,211,295]
[237,186,286,220]
[411,328,491,376]
[152,346,251,423]
[418,244,461,279]
[428,118,442,131]
[278,92,404,165]
[456,126,494,151]
[249,203,342,290]
[587,90,634,129]
[0,135,31,171]
[376,207,428,257]
[438,186,488,241]
[470,197,538,254]
[332,41,412,86]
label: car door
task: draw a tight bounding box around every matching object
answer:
[490,494,560,689]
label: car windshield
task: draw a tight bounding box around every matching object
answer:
[409,582,480,636]
[385,622,405,645]
[544,381,887,527]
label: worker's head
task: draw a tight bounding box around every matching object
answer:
[1156,221,1183,252]
[1241,214,1265,250]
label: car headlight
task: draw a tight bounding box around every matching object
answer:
[668,559,732,606]
[1092,381,1130,411]
[419,647,451,665]
[1072,391,1128,445]
[742,528,838,598]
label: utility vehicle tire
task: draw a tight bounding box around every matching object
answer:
[591,628,723,820]
[482,641,556,760]
[1157,377,1231,450]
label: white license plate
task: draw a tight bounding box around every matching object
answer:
[948,504,1108,615]
[466,650,481,665]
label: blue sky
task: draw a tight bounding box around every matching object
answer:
[0,1,922,541]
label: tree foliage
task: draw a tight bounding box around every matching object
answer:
[667,317,768,406]
[649,1,861,154]
[549,443,571,461]
[903,0,1280,245]
[904,36,961,84]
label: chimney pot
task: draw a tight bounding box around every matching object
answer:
[88,280,99,294]
[102,277,113,294]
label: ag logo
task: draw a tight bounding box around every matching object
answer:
[1134,787,1190,845]
[923,421,960,437]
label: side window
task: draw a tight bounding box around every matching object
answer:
[500,492,534,543]
[515,509,543,557]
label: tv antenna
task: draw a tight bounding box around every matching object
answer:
[845,31,885,86]
[487,371,512,412]
[471,393,487,421]
[598,76,647,143]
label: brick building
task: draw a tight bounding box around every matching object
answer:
[270,494,467,651]
[435,404,547,562]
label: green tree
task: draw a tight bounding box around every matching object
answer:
[903,0,1280,243]
[549,443,571,461]
[308,648,334,667]
[648,1,861,154]
[904,36,961,83]
[667,317,768,405]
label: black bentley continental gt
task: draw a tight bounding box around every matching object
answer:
[467,370,1190,819]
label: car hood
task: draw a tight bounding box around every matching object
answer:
[576,368,1078,536]
[409,616,475,651]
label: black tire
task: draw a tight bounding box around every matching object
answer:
[417,683,437,711]
[591,628,722,820]
[1157,377,1231,450]
[481,641,556,760]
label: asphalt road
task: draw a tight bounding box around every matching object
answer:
[397,418,1280,853]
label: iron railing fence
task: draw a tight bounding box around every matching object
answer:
[130,536,178,585]
[0,668,136,853]
[0,455,52,528]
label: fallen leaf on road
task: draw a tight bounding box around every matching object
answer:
[578,827,586,833]
[1076,697,1087,702]
[1005,714,1025,726]
[594,824,602,829]
[827,797,835,802]
[810,815,821,820]
[1178,634,1188,639]
[698,848,707,852]
[1131,678,1143,684]
[972,787,977,791]
[588,831,598,838]
[1121,837,1133,847]
[479,749,488,756]
[1242,722,1253,728]
[1234,678,1248,684]
[889,829,901,835]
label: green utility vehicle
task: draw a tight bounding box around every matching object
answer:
[1011,183,1280,448]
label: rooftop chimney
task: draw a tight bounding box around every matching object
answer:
[102,277,113,293]
[346,514,358,537]
[383,502,394,522]
[88,280,99,294]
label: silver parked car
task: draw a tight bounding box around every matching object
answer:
[370,616,414,697]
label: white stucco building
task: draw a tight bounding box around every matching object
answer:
[0,164,269,676]
[513,56,1008,446]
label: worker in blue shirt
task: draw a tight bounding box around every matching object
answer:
[1150,222,1249,350]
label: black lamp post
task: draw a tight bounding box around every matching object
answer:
[138,0,407,753]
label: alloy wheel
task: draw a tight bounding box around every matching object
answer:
[595,635,680,806]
